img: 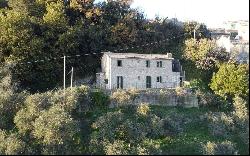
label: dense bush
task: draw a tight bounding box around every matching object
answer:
[184,79,208,92]
[0,67,29,129]
[136,103,150,116]
[111,88,139,106]
[14,85,90,134]
[0,130,26,155]
[202,141,238,155]
[232,96,249,146]
[33,105,80,155]
[205,112,235,137]
[89,106,165,155]
[210,63,249,100]
[90,90,110,108]
[0,90,28,129]
[12,85,91,154]
[196,90,229,110]
[233,96,248,123]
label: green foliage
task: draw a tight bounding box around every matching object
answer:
[89,107,165,154]
[14,91,54,134]
[233,96,248,123]
[202,140,238,155]
[184,79,208,92]
[210,63,249,99]
[33,105,80,155]
[183,21,210,40]
[0,9,33,61]
[196,90,229,110]
[90,90,110,108]
[14,85,90,134]
[206,112,235,137]
[13,85,90,154]
[111,88,139,106]
[182,38,229,89]
[184,38,229,70]
[1,0,186,92]
[232,96,249,146]
[43,1,68,31]
[136,103,150,116]
[0,130,26,155]
[0,65,28,130]
[0,0,248,155]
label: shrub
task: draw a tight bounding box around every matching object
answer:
[0,72,28,129]
[210,63,249,99]
[32,105,80,155]
[127,88,140,101]
[90,90,109,108]
[0,130,26,155]
[14,85,90,134]
[184,79,207,92]
[111,89,131,106]
[111,89,139,106]
[103,140,129,155]
[162,112,189,135]
[89,108,165,154]
[139,139,162,155]
[196,90,229,110]
[136,103,150,116]
[202,141,238,155]
[0,91,28,129]
[233,96,248,123]
[102,138,162,155]
[206,112,235,137]
[14,91,54,134]
[52,85,90,113]
[175,87,187,96]
[232,96,249,146]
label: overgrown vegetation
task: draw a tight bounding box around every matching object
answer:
[0,82,249,154]
[0,0,249,155]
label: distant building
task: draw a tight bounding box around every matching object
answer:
[96,52,184,90]
[210,31,231,52]
[223,20,249,41]
[210,20,249,64]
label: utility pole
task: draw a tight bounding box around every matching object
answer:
[64,56,66,91]
[70,67,73,89]
[64,56,66,103]
[194,28,196,40]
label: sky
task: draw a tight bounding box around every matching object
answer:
[95,0,249,28]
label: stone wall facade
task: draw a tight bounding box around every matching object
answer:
[96,52,181,90]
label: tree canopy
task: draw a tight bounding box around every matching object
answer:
[210,63,249,100]
[0,0,189,92]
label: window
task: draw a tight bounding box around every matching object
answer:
[104,79,108,84]
[117,60,122,67]
[172,59,180,72]
[157,61,162,67]
[146,76,151,88]
[146,60,150,67]
[117,76,123,89]
[157,76,162,83]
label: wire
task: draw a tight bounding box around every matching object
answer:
[6,29,208,66]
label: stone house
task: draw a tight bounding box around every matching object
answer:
[96,52,184,90]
